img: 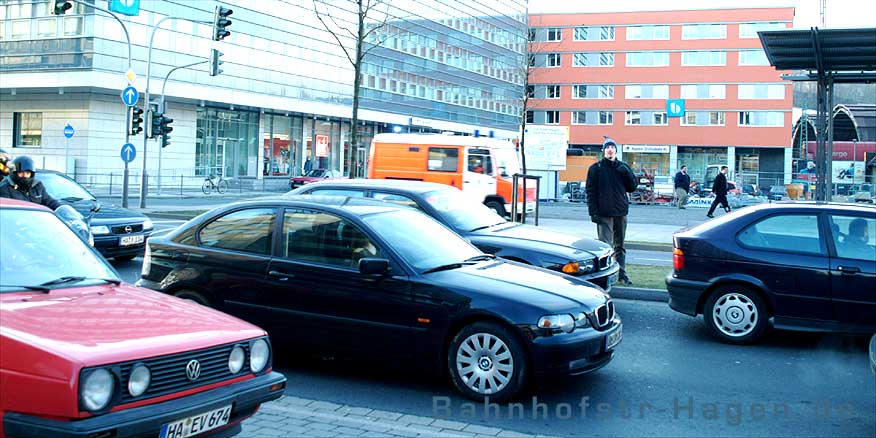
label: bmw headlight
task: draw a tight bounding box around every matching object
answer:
[142,219,154,230]
[229,345,245,374]
[91,225,110,235]
[80,368,115,412]
[249,339,269,373]
[537,314,576,333]
[127,364,151,397]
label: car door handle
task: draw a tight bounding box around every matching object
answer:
[268,270,294,280]
[837,266,861,274]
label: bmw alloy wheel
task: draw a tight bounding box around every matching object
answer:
[455,333,513,395]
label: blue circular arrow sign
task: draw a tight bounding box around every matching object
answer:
[121,86,139,106]
[120,143,136,163]
[63,124,74,139]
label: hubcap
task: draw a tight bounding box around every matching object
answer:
[712,293,758,337]
[456,333,513,395]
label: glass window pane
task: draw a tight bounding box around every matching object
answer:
[283,210,379,267]
[428,147,459,172]
[829,215,876,261]
[199,208,276,255]
[738,215,823,254]
[63,16,82,36]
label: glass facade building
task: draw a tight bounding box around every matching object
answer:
[0,0,527,181]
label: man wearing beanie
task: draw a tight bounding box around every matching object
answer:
[586,137,638,286]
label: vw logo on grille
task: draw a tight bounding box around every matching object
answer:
[186,360,201,381]
[124,225,133,234]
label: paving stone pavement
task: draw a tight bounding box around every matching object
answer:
[239,395,558,438]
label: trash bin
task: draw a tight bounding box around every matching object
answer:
[786,183,804,200]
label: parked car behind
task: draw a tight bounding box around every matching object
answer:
[288,179,619,291]
[289,169,343,189]
[0,198,286,438]
[137,196,622,402]
[666,202,876,344]
[36,170,153,261]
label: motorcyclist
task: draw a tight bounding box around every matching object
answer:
[0,149,11,183]
[0,156,61,210]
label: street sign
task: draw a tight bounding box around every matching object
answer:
[121,86,139,106]
[315,134,329,157]
[125,68,137,84]
[63,124,74,139]
[120,143,136,163]
[109,0,140,16]
[666,99,685,117]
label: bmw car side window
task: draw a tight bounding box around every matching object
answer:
[372,192,422,210]
[310,189,366,197]
[829,215,876,261]
[283,209,380,268]
[737,214,824,255]
[198,208,276,255]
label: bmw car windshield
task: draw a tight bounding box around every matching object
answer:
[0,208,118,292]
[362,209,481,271]
[422,188,507,233]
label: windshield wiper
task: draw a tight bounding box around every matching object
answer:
[0,284,51,292]
[39,276,121,287]
[469,222,507,232]
[62,196,84,202]
[422,263,464,274]
[463,254,497,262]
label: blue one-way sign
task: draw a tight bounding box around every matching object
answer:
[121,143,136,163]
[109,0,140,16]
[121,86,139,107]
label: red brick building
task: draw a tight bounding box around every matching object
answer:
[528,7,795,190]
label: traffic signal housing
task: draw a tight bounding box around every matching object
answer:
[147,107,161,139]
[212,6,233,41]
[129,106,144,136]
[52,0,72,15]
[159,114,174,137]
[161,132,171,148]
[210,49,224,76]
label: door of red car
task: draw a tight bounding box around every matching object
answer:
[826,213,876,328]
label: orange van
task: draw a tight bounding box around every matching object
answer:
[368,133,536,216]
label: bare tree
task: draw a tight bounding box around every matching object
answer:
[313,0,391,177]
[515,18,547,175]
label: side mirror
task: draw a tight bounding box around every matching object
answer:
[91,201,102,213]
[359,257,390,276]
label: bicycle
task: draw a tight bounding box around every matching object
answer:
[202,174,228,195]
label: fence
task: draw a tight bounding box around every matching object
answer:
[71,170,292,198]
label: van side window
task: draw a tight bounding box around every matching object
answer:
[467,154,492,175]
[428,147,459,172]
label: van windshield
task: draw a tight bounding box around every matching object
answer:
[492,148,521,178]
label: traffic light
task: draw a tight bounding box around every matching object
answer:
[52,0,72,15]
[161,132,171,148]
[147,107,161,139]
[209,49,224,76]
[128,106,144,136]
[159,115,173,147]
[212,6,233,41]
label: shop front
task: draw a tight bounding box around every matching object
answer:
[195,108,260,178]
[677,146,728,186]
[622,145,671,176]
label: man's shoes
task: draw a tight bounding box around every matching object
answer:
[706,214,715,218]
[617,276,633,286]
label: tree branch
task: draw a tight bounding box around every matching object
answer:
[312,0,355,66]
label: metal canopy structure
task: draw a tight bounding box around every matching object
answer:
[759,27,876,201]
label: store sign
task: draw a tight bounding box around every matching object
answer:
[315,135,329,157]
[623,145,670,153]
[666,99,685,117]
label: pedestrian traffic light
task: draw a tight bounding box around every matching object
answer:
[212,6,233,41]
[129,106,144,136]
[52,0,72,15]
[161,132,171,148]
[209,49,224,76]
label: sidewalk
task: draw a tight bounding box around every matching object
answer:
[241,395,555,438]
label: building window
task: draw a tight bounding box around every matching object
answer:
[682,112,726,126]
[573,52,614,67]
[738,84,786,99]
[681,51,726,66]
[626,25,670,40]
[653,113,668,125]
[573,26,615,41]
[625,111,641,125]
[599,111,613,125]
[680,84,726,99]
[13,112,42,147]
[681,24,727,40]
[525,85,534,98]
[625,84,669,99]
[739,22,786,38]
[738,49,770,66]
[547,53,561,67]
[626,52,670,67]
[547,85,561,99]
[573,111,614,125]
[525,111,534,124]
[547,28,562,41]
[738,111,784,127]
[546,111,560,124]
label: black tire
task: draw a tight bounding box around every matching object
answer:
[217,179,228,194]
[202,180,211,195]
[485,201,505,217]
[447,322,527,403]
[174,289,212,307]
[703,285,768,345]
[113,254,137,262]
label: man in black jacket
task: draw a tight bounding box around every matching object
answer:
[674,165,691,209]
[706,165,730,218]
[586,138,638,285]
[0,156,61,210]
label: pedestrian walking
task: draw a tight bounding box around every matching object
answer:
[304,157,314,174]
[674,165,691,209]
[706,165,731,218]
[586,137,638,286]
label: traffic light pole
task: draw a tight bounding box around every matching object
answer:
[156,60,208,193]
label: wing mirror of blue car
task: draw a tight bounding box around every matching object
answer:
[91,201,101,213]
[359,258,390,276]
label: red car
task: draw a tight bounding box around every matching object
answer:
[289,169,344,189]
[0,198,286,438]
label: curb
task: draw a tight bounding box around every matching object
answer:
[625,242,672,251]
[610,286,668,303]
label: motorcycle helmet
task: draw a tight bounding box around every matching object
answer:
[11,156,36,189]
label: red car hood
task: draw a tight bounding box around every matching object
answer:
[0,284,265,366]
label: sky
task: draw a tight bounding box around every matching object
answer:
[527,0,876,29]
